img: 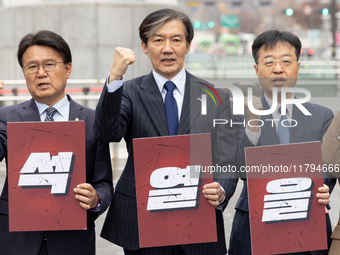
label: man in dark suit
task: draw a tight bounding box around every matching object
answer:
[0,30,113,255]
[228,30,335,255]
[94,8,237,255]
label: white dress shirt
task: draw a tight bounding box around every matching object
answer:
[246,94,293,145]
[35,95,70,122]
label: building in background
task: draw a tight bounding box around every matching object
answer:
[178,0,339,58]
[0,0,177,80]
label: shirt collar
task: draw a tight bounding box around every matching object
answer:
[152,67,186,95]
[35,95,69,118]
[264,93,294,116]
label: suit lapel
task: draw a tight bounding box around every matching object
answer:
[290,104,309,143]
[18,96,87,122]
[261,97,280,145]
[17,99,41,121]
[139,72,168,136]
[68,95,87,121]
[137,71,204,136]
[177,72,201,135]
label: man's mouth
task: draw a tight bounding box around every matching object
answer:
[161,58,175,64]
[271,78,286,86]
[38,83,50,87]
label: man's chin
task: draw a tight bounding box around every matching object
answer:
[157,68,181,80]
[267,89,294,100]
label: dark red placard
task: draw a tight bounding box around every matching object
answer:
[246,142,327,255]
[7,121,86,232]
[133,133,217,248]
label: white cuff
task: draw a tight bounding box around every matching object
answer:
[106,73,124,93]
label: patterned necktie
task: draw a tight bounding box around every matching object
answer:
[164,81,178,136]
[44,107,57,122]
[278,107,290,144]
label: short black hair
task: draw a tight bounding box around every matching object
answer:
[17,30,72,68]
[139,8,194,46]
[252,30,301,64]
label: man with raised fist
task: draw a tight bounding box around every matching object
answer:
[94,8,238,255]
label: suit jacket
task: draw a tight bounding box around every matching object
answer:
[322,111,340,176]
[0,95,113,255]
[228,96,335,255]
[95,71,238,254]
[321,112,340,255]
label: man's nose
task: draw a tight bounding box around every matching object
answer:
[162,40,173,53]
[37,64,47,76]
[273,61,284,73]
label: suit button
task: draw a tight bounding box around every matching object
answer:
[42,232,47,240]
[337,135,340,141]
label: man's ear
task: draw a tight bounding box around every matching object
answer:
[254,64,259,77]
[65,62,72,79]
[141,41,149,57]
[186,42,191,54]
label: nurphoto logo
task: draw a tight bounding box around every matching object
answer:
[198,85,312,128]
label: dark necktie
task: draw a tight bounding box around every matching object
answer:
[164,81,178,136]
[278,107,290,144]
[44,107,57,122]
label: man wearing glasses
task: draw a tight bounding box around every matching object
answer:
[229,30,335,255]
[0,30,113,255]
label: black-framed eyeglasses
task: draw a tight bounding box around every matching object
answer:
[23,61,64,74]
